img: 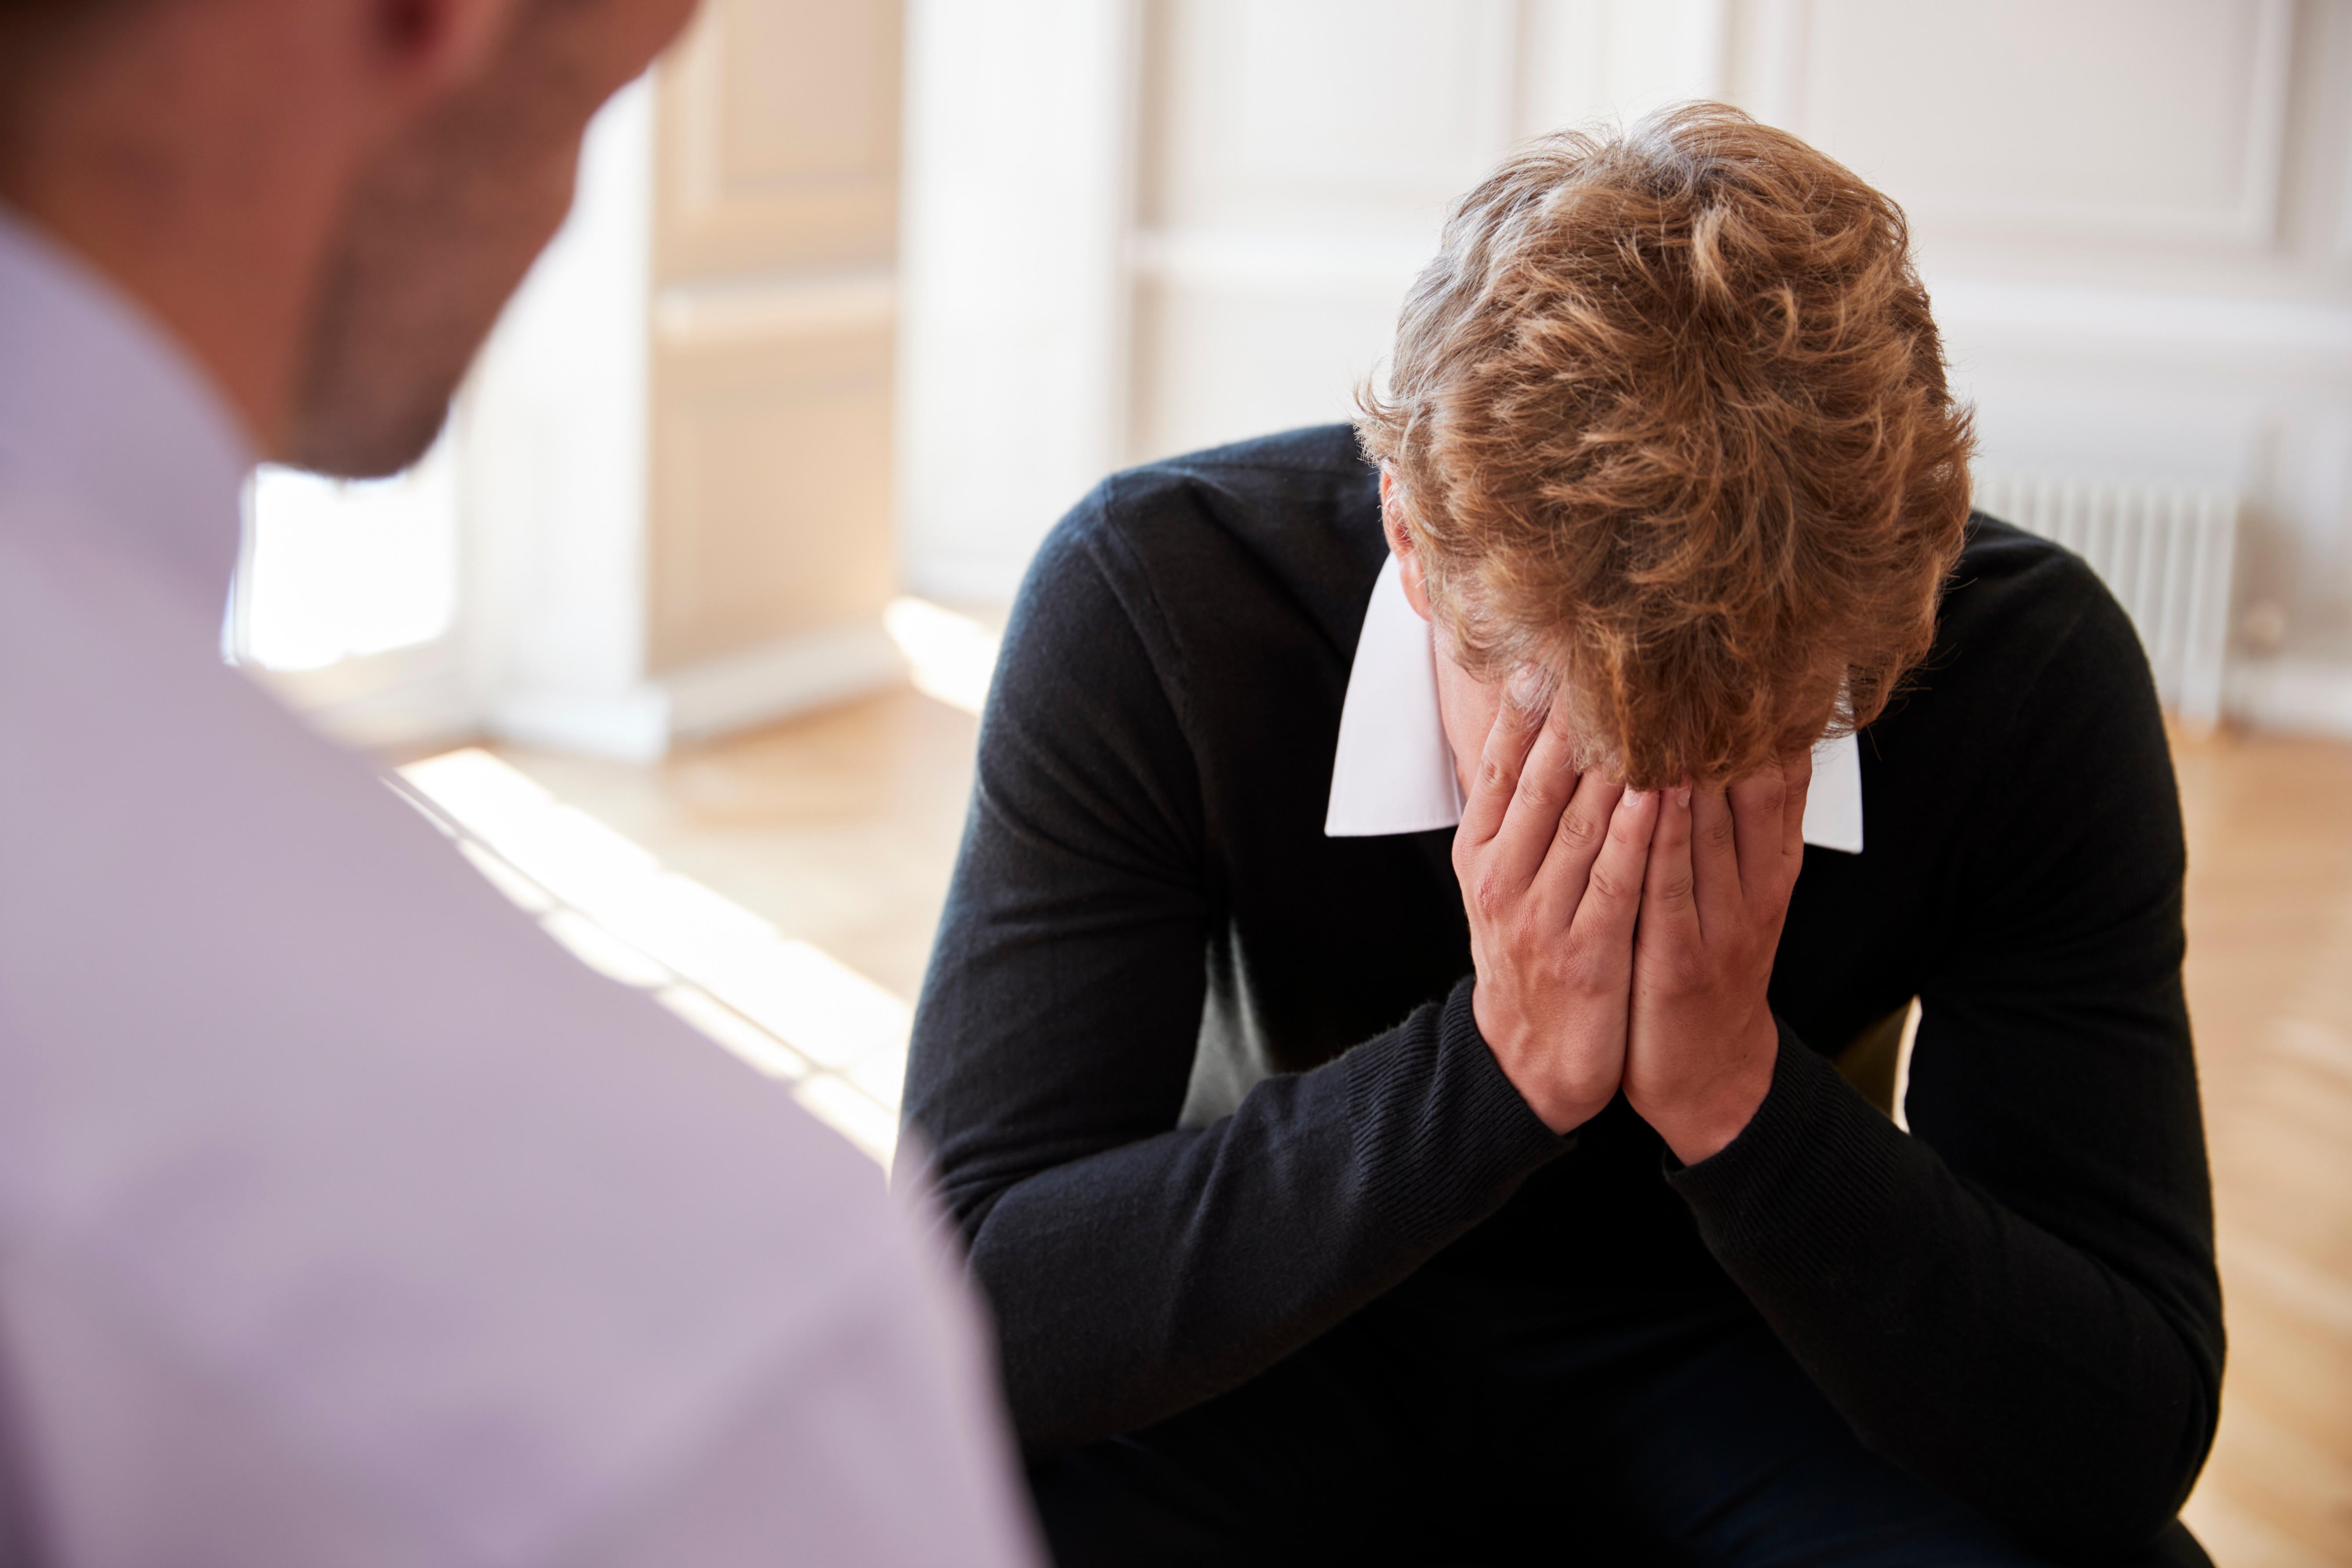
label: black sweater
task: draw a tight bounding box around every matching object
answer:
[901,425,2223,1560]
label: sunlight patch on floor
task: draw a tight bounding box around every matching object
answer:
[397,746,909,1165]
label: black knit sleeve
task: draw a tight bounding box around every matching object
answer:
[898,488,1567,1448]
[1667,564,2221,1561]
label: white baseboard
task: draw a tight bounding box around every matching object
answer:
[900,549,1034,607]
[662,617,906,742]
[2224,655,2352,739]
[294,679,479,753]
[490,684,673,762]
[486,617,907,761]
[251,652,480,755]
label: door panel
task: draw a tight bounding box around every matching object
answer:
[650,0,902,678]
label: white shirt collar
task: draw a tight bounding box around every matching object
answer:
[0,204,253,620]
[1326,553,1865,854]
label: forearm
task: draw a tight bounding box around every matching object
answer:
[1670,1030,2219,1559]
[966,981,1565,1448]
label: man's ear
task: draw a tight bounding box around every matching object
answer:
[368,0,516,105]
[1380,466,1435,624]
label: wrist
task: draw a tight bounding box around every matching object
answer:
[1472,982,1617,1136]
[1652,1008,1779,1165]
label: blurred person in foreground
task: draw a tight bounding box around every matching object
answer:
[903,106,2220,1567]
[0,0,1037,1562]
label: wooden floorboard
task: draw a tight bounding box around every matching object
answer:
[2178,732,2352,1565]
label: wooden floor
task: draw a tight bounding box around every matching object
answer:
[498,688,981,1003]
[2173,732,2352,1567]
[498,696,2352,1566]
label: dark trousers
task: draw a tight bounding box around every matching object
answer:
[1027,1271,2211,1568]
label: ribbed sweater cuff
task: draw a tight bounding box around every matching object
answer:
[1665,1019,1910,1278]
[1441,974,1575,1159]
[1343,976,1571,1253]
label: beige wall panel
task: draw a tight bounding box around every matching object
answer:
[650,330,897,672]
[1780,0,2292,245]
[1128,277,1400,465]
[1141,0,1516,234]
[656,0,902,282]
[1129,0,1536,471]
[646,0,903,694]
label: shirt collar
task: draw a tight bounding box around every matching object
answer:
[0,204,254,619]
[1325,553,1866,854]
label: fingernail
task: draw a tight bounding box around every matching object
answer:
[1505,662,1545,712]
[1674,785,1692,808]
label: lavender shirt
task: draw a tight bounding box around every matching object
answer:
[0,209,1038,1568]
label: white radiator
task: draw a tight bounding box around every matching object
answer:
[1971,473,2239,728]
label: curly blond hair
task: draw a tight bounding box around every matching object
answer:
[1357,102,1974,789]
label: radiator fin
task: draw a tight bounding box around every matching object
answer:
[1973,473,2239,728]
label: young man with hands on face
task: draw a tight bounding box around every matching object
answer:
[901,105,2222,1567]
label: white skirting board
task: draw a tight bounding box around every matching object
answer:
[488,617,908,762]
[2225,656,2352,740]
[256,662,480,756]
[664,618,908,742]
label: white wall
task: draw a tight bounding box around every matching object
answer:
[896,0,2352,732]
[1127,0,1723,462]
[464,77,666,757]
[893,0,1140,603]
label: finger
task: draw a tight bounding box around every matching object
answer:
[1456,666,1548,848]
[1487,694,1585,893]
[1689,779,1739,937]
[1727,759,1791,898]
[1781,746,1815,861]
[1568,785,1658,953]
[1635,783,1700,953]
[1528,766,1627,913]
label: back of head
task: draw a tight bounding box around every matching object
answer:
[1358,102,1974,789]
